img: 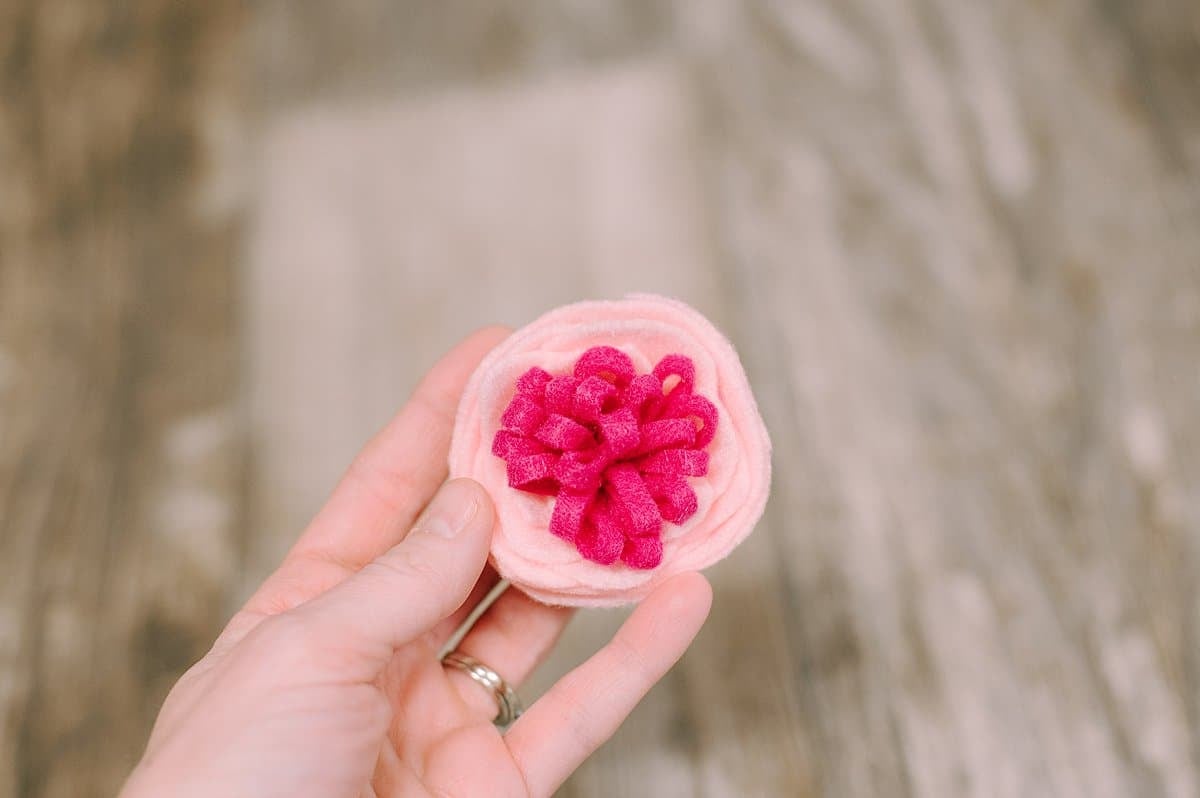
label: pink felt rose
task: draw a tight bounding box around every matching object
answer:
[449,294,772,607]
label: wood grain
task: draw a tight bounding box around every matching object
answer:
[692,1,1200,794]
[0,3,243,797]
[2,0,1198,796]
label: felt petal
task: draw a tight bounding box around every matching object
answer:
[573,345,635,386]
[492,429,544,459]
[572,375,618,422]
[605,463,662,538]
[507,452,558,490]
[576,507,625,565]
[535,413,595,451]
[634,418,696,455]
[639,448,708,476]
[516,366,553,397]
[653,353,695,395]
[544,375,580,416]
[621,535,664,570]
[549,490,592,543]
[500,394,547,435]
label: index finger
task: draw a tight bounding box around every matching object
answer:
[243,325,510,618]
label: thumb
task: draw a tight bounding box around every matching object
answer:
[284,478,495,674]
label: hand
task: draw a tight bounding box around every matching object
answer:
[121,328,713,798]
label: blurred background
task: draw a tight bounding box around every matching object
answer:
[2,1,1199,796]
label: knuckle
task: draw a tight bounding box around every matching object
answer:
[371,543,445,586]
[609,633,653,682]
[560,692,604,755]
[345,455,414,516]
[248,611,322,662]
[409,383,458,429]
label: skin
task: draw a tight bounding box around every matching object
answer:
[121,327,713,798]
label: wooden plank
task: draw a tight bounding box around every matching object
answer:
[0,3,243,797]
[692,0,1200,794]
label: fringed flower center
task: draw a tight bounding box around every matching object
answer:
[491,346,717,569]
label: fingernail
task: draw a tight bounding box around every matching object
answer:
[413,480,480,539]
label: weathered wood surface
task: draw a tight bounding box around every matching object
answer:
[0,3,244,797]
[3,1,1199,796]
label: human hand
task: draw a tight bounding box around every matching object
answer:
[120,328,713,798]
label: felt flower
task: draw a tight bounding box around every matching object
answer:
[449,294,772,607]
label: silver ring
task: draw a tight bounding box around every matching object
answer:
[441,652,524,727]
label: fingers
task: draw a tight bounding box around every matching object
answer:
[292,324,508,567]
[241,326,509,619]
[275,479,496,678]
[429,565,502,644]
[444,588,575,719]
[505,573,712,797]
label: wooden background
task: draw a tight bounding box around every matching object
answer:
[2,1,1199,796]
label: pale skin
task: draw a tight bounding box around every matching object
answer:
[121,327,713,798]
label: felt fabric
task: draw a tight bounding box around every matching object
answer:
[449,294,772,607]
[491,346,717,570]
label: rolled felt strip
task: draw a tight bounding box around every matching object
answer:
[449,294,772,607]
